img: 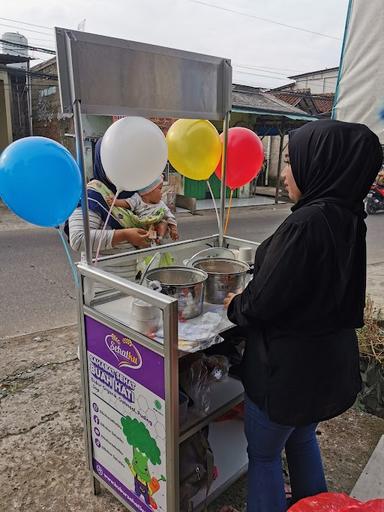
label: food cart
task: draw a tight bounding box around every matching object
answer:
[55,27,259,511]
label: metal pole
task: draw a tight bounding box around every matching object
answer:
[219,110,231,247]
[73,100,92,265]
[26,60,33,135]
[163,300,179,511]
[65,30,92,265]
[275,128,285,204]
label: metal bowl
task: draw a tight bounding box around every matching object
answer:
[145,266,208,319]
[192,258,250,304]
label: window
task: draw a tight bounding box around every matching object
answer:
[39,86,57,98]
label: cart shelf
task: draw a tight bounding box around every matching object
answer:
[179,376,244,443]
[192,419,248,511]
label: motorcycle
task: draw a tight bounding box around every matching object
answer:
[365,182,384,214]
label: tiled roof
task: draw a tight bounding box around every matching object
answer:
[232,84,310,116]
[312,95,334,114]
[270,93,302,108]
[270,90,334,116]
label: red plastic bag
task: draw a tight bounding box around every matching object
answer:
[342,501,384,512]
[288,492,384,511]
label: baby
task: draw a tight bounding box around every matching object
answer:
[107,176,179,241]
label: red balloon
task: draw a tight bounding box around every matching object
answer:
[215,127,264,190]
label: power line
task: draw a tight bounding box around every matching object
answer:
[237,63,307,74]
[234,64,293,78]
[0,16,52,31]
[0,38,55,55]
[188,0,341,40]
[234,69,291,82]
[237,64,300,78]
[22,37,56,45]
[7,68,58,80]
[0,21,55,37]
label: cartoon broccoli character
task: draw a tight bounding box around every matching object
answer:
[121,416,166,510]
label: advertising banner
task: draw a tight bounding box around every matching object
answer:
[85,316,167,512]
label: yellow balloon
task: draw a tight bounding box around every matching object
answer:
[166,119,222,180]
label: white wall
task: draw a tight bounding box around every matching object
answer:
[289,69,338,94]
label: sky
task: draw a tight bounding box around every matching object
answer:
[0,0,349,89]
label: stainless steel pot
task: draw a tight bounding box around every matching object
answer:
[192,258,250,304]
[145,266,208,320]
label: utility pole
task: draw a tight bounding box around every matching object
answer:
[26,60,33,136]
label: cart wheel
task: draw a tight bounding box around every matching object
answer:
[366,201,376,215]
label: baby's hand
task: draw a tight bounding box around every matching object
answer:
[155,222,168,239]
[169,226,179,241]
[106,195,115,207]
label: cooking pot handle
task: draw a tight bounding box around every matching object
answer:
[185,247,236,266]
[139,252,161,285]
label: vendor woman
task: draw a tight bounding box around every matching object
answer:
[68,138,150,280]
[223,119,382,512]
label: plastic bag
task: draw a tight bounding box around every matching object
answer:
[288,492,384,511]
[179,354,229,414]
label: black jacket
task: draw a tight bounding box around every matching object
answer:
[228,120,382,426]
[229,120,382,426]
[228,202,364,425]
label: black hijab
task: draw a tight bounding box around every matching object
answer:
[85,138,135,229]
[289,119,382,217]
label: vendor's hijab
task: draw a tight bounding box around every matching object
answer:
[87,138,135,229]
[289,119,382,217]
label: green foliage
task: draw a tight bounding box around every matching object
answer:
[121,416,161,465]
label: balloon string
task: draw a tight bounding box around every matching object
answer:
[94,192,118,265]
[224,189,234,234]
[206,180,221,233]
[57,228,80,288]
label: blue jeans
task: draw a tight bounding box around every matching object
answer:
[245,396,327,512]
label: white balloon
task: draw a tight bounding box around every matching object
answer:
[100,117,168,192]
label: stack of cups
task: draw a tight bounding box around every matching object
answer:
[237,247,253,264]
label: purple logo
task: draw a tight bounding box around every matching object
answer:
[105,333,142,370]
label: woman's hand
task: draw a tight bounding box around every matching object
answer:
[112,228,150,248]
[224,292,238,309]
[125,228,151,248]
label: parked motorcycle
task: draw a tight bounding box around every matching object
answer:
[366,182,384,214]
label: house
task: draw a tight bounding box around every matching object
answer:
[271,67,338,117]
[277,66,338,94]
[0,53,31,151]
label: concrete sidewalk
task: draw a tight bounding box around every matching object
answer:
[0,326,383,511]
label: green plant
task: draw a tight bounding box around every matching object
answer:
[357,297,384,365]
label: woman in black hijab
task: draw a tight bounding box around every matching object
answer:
[222,120,382,512]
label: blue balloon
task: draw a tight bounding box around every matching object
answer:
[0,136,82,227]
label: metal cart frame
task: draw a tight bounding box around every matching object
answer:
[55,27,258,511]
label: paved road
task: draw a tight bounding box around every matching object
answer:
[0,204,383,338]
